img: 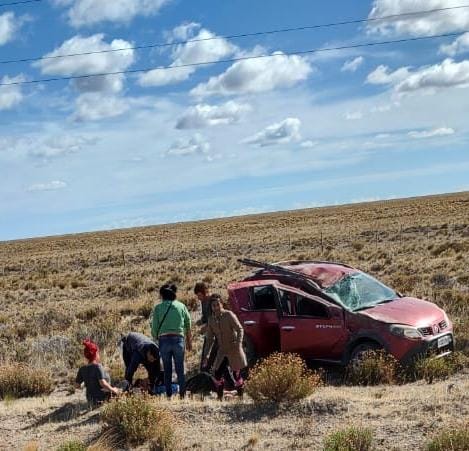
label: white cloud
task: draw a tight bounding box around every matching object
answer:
[191,52,313,97]
[367,0,469,36]
[300,140,318,149]
[408,126,455,138]
[165,133,211,156]
[27,180,67,192]
[34,34,135,93]
[0,75,24,110]
[366,65,411,85]
[73,93,130,121]
[341,56,364,73]
[345,111,363,120]
[138,23,237,87]
[29,135,96,159]
[396,58,469,94]
[54,0,171,27]
[440,32,469,56]
[243,117,301,147]
[175,101,251,129]
[0,12,17,46]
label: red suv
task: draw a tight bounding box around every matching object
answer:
[228,259,454,366]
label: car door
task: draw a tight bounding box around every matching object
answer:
[278,288,348,361]
[231,281,281,358]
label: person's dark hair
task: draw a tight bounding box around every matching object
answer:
[160,283,177,301]
[194,282,208,295]
[209,293,223,304]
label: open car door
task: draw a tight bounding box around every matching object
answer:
[276,286,348,361]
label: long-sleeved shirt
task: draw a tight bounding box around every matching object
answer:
[151,299,191,339]
[122,332,160,385]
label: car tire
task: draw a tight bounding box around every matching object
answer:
[243,335,258,367]
[349,342,382,367]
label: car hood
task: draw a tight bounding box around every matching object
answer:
[359,297,445,327]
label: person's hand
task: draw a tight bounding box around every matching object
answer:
[112,387,122,396]
[201,358,208,369]
[186,340,193,352]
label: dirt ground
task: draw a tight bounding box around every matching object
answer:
[1,369,467,450]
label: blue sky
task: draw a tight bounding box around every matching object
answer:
[1,0,469,240]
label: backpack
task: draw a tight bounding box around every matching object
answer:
[186,372,216,396]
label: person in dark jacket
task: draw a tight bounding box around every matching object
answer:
[120,332,161,390]
[194,282,218,371]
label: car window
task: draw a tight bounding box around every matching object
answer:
[324,272,397,311]
[278,290,292,315]
[295,295,328,318]
[251,285,277,310]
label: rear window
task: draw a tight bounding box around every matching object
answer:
[251,285,277,310]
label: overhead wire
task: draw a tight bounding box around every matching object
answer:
[0,30,466,87]
[0,0,42,7]
[0,4,468,65]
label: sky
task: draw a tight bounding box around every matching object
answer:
[0,0,469,241]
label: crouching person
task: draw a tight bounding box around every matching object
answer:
[76,339,120,407]
[202,294,247,400]
[120,332,161,391]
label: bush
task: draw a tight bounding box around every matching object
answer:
[346,350,399,386]
[245,353,321,403]
[0,363,53,399]
[101,395,175,448]
[411,353,469,383]
[426,425,469,451]
[323,426,374,451]
[57,441,87,451]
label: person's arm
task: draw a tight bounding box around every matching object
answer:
[151,306,160,340]
[230,312,244,345]
[183,305,192,351]
[99,379,120,395]
[75,368,83,389]
[202,321,215,367]
[125,352,142,385]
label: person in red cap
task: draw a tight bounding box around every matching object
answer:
[75,338,120,406]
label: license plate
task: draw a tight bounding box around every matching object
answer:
[437,335,452,348]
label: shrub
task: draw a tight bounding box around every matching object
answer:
[323,426,374,451]
[0,363,53,399]
[425,425,469,451]
[101,395,175,448]
[346,350,399,386]
[245,353,321,403]
[411,353,469,383]
[56,441,87,451]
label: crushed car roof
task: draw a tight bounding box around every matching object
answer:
[270,261,356,288]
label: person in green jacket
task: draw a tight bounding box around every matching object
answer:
[151,283,192,398]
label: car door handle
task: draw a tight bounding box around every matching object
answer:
[281,326,296,331]
[243,321,257,326]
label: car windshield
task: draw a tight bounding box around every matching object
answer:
[324,272,397,311]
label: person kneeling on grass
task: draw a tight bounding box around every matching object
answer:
[76,339,120,407]
[202,294,247,400]
[120,332,162,391]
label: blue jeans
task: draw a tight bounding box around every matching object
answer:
[159,335,185,397]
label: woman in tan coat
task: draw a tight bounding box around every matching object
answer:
[202,294,247,399]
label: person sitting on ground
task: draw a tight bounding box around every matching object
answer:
[152,283,192,399]
[76,339,120,407]
[202,294,247,400]
[120,332,162,391]
[194,281,218,371]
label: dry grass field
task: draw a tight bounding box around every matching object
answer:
[0,191,468,450]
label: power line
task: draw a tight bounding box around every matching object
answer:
[0,0,42,7]
[0,31,466,87]
[0,4,468,65]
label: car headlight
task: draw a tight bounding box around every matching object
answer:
[389,324,423,339]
